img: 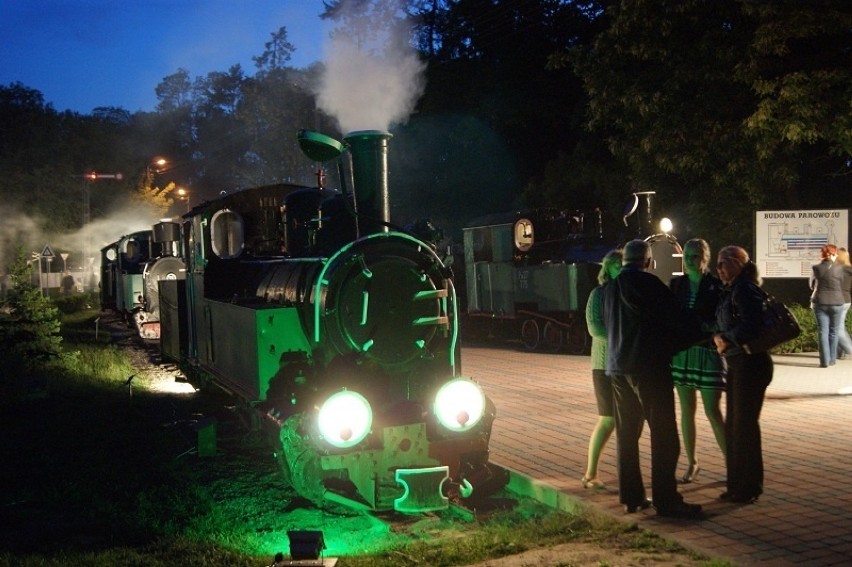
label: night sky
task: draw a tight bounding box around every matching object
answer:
[0,0,328,114]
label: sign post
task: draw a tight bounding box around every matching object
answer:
[41,245,54,295]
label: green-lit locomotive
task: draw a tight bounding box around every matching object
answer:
[158,130,505,513]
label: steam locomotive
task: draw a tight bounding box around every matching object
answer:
[99,223,186,339]
[462,193,683,353]
[146,130,505,513]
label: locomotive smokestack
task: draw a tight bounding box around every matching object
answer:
[344,130,392,233]
[152,221,180,244]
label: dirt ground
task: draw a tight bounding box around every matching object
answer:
[461,543,709,567]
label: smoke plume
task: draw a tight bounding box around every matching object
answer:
[315,0,426,134]
[1,203,163,275]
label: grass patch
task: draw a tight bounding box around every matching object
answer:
[0,313,733,567]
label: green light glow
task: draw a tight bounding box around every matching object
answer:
[312,231,445,345]
[434,377,485,432]
[360,290,369,325]
[448,280,459,369]
[317,390,372,448]
[262,512,392,557]
[394,466,450,513]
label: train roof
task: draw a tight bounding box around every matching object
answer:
[463,211,518,229]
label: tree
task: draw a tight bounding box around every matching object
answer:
[237,65,328,187]
[253,26,297,77]
[0,83,140,254]
[401,0,603,229]
[155,69,193,113]
[132,170,177,217]
[740,1,852,159]
[570,0,852,247]
[0,248,69,395]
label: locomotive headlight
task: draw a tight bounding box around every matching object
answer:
[659,217,673,234]
[434,378,486,432]
[317,390,372,448]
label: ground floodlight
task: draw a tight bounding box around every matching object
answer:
[287,530,325,560]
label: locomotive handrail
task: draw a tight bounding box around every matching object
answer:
[413,289,448,300]
[413,316,449,326]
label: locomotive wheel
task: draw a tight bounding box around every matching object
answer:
[542,321,563,353]
[567,327,590,355]
[521,319,540,351]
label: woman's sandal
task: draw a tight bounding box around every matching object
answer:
[581,476,606,489]
[680,463,701,484]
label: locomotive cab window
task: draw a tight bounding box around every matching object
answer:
[210,209,244,259]
[122,238,141,262]
[513,218,534,252]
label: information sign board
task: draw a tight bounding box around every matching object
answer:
[755,209,849,278]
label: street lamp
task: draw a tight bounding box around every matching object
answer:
[176,187,191,212]
[79,171,123,262]
[148,157,168,175]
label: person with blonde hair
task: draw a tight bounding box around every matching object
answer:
[670,239,725,484]
[713,246,772,503]
[835,248,852,359]
[581,248,622,489]
[809,244,845,367]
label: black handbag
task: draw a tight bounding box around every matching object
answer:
[742,291,802,354]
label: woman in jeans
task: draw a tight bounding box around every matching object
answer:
[713,246,772,504]
[833,248,852,359]
[810,244,845,367]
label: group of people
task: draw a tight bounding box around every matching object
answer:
[810,245,852,367]
[582,238,787,519]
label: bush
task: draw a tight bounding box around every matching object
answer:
[0,248,77,402]
[53,292,97,314]
[772,303,851,354]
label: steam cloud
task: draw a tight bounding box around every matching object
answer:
[315,0,426,134]
[1,203,163,275]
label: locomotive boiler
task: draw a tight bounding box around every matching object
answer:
[158,130,504,513]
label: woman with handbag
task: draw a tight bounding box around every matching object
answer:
[810,244,846,367]
[713,246,772,504]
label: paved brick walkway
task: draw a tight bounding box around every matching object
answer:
[464,345,852,566]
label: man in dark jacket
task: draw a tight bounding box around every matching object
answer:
[604,239,704,518]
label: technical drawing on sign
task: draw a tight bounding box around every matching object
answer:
[767,220,836,258]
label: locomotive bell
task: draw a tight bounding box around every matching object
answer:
[344,130,392,234]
